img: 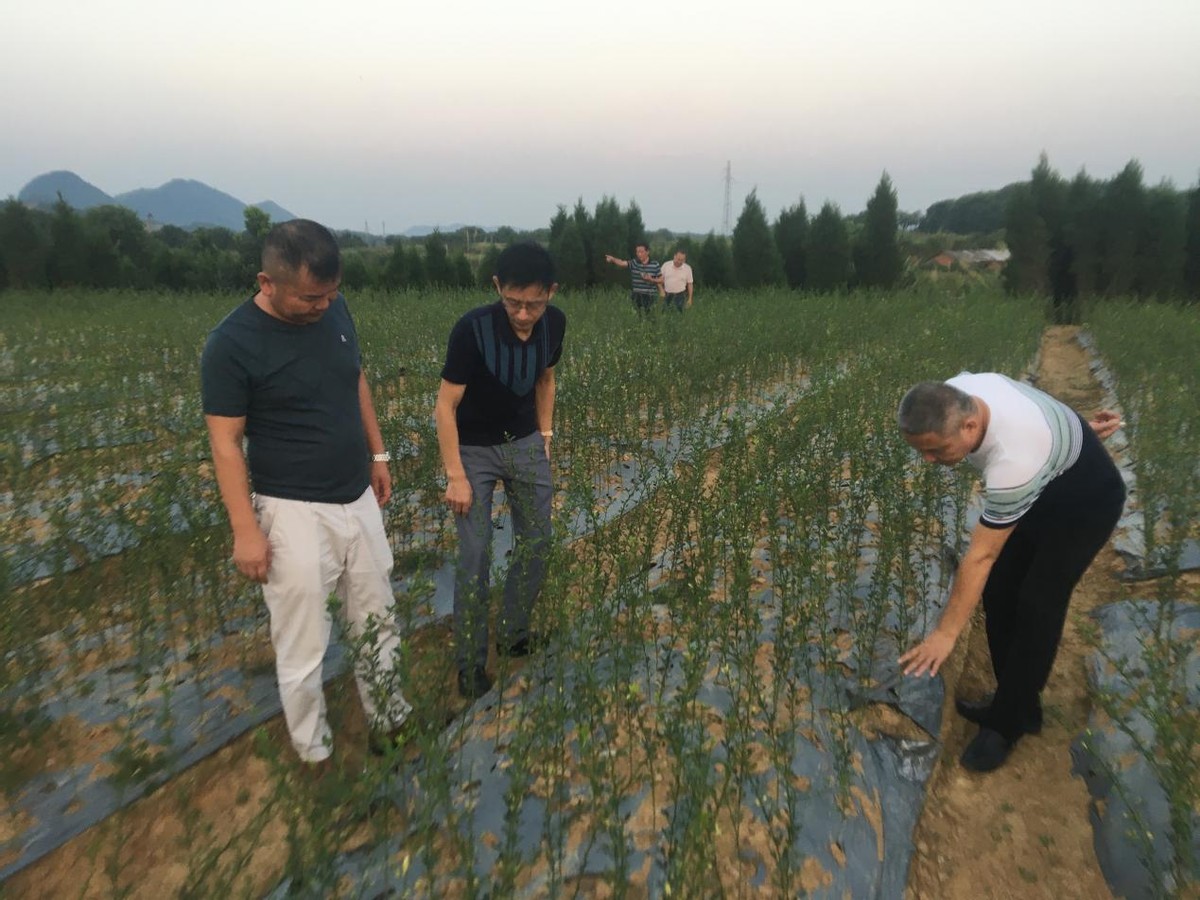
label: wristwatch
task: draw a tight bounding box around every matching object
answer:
[371,452,392,463]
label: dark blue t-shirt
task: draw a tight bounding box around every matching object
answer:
[441,302,566,446]
[200,295,370,503]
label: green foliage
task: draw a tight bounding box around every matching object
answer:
[548,215,588,290]
[773,199,808,289]
[854,173,903,290]
[592,196,628,289]
[476,244,502,290]
[0,199,49,288]
[1099,160,1145,297]
[732,190,785,288]
[624,200,646,254]
[1137,185,1185,299]
[1185,182,1200,301]
[47,198,90,287]
[696,231,733,288]
[1002,184,1049,296]
[423,231,455,287]
[572,199,596,287]
[919,184,1021,234]
[806,202,852,292]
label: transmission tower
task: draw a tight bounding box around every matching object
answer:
[722,161,733,235]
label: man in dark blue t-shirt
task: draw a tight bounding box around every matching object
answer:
[435,242,566,699]
[201,219,411,768]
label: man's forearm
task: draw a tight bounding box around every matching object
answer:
[358,372,386,455]
[434,402,466,481]
[210,441,258,536]
[938,552,993,638]
[535,372,556,433]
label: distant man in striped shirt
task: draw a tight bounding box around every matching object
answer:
[603,242,661,314]
[896,374,1125,772]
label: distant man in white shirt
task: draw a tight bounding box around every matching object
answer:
[657,249,694,311]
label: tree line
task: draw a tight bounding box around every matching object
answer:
[5,158,1196,303]
[1002,154,1200,313]
[546,174,906,293]
[0,198,542,293]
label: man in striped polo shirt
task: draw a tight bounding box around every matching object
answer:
[896,373,1125,771]
[604,242,661,314]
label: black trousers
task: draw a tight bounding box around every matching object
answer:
[981,418,1126,740]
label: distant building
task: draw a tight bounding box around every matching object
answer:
[926,249,1010,272]
[143,213,163,234]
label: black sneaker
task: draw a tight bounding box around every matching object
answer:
[954,695,1043,735]
[960,727,1017,772]
[458,665,493,700]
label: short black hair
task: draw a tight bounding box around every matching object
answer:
[897,381,975,435]
[495,241,556,290]
[261,219,341,282]
[634,241,650,253]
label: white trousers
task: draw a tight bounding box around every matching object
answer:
[256,486,411,762]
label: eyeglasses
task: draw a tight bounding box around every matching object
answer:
[501,297,549,313]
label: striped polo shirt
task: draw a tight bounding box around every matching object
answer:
[629,257,660,295]
[948,372,1084,527]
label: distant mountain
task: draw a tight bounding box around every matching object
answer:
[18,170,113,210]
[251,200,298,223]
[114,178,255,230]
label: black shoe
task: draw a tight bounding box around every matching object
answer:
[954,695,1043,735]
[960,727,1017,772]
[458,665,493,700]
[498,632,546,659]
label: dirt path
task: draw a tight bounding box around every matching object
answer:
[906,326,1120,900]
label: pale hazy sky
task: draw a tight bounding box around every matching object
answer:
[3,0,1199,234]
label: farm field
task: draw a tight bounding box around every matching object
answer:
[1,286,1196,898]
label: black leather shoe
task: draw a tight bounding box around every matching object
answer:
[458,665,493,700]
[955,695,1043,735]
[961,727,1017,772]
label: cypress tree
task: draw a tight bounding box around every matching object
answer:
[1137,184,1185,299]
[1002,184,1049,296]
[696,231,733,288]
[855,172,903,290]
[549,216,588,290]
[1065,170,1102,301]
[477,244,503,290]
[592,195,628,288]
[806,202,851,292]
[1184,180,1200,301]
[732,190,785,287]
[47,197,90,287]
[1098,160,1145,297]
[424,231,454,286]
[774,199,808,289]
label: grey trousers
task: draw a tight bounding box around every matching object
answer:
[454,431,552,671]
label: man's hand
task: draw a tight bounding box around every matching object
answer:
[899,628,957,677]
[371,460,392,506]
[445,475,472,516]
[1089,409,1123,440]
[233,525,272,583]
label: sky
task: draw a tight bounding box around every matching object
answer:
[3,0,1199,235]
